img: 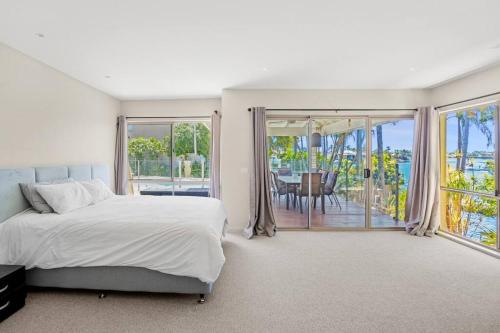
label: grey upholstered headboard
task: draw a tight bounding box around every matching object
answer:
[0,165,110,223]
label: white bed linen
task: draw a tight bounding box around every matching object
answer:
[0,195,227,283]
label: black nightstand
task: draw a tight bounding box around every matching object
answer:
[0,265,26,322]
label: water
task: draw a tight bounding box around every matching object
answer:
[444,157,496,243]
[398,159,496,243]
[398,162,411,187]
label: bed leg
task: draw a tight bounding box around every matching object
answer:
[197,294,206,304]
[98,292,107,299]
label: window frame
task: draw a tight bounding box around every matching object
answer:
[127,117,212,195]
[439,102,500,251]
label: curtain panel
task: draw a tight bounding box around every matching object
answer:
[404,106,440,236]
[114,115,128,195]
[243,107,276,238]
[210,111,221,199]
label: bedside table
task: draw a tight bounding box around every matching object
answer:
[0,265,26,322]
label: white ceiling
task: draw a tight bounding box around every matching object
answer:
[1,0,500,100]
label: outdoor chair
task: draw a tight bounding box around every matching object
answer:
[296,172,322,213]
[272,171,295,206]
[322,171,341,210]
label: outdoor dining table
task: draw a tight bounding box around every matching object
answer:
[278,174,325,214]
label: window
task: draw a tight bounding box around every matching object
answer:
[127,119,211,196]
[440,103,499,249]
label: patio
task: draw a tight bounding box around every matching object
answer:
[273,196,403,228]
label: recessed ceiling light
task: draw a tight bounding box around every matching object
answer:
[262,67,269,72]
[35,33,45,38]
[409,67,416,72]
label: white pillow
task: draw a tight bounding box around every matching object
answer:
[79,179,115,204]
[19,178,75,213]
[35,181,93,214]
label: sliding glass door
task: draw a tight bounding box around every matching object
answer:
[127,123,173,195]
[369,118,414,228]
[310,118,368,228]
[127,119,211,196]
[267,117,309,228]
[172,120,211,195]
[267,114,415,230]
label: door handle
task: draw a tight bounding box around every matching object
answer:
[363,168,371,178]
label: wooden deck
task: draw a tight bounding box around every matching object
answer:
[273,195,404,229]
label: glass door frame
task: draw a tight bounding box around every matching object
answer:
[308,115,370,230]
[267,115,311,229]
[366,115,416,230]
[269,113,415,231]
[127,120,175,194]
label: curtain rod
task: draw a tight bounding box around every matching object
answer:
[126,116,210,119]
[126,111,217,119]
[436,92,500,109]
[247,108,417,112]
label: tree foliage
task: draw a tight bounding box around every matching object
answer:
[444,106,497,247]
[444,163,496,246]
[174,123,210,159]
[128,122,210,178]
[128,136,168,160]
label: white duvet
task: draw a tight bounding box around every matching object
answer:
[0,195,227,283]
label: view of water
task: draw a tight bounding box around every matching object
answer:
[398,162,411,187]
[444,157,496,244]
[397,158,496,245]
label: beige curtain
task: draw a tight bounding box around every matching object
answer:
[404,106,440,236]
[210,111,221,199]
[114,115,128,195]
[243,107,276,238]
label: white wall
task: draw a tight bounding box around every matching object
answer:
[120,98,221,117]
[431,64,500,106]
[221,89,430,230]
[0,43,119,184]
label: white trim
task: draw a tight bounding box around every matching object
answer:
[437,231,500,259]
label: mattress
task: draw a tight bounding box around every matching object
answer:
[0,195,227,283]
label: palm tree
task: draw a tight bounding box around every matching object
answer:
[355,129,364,174]
[376,125,385,188]
[453,109,493,172]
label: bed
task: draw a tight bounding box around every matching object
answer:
[0,165,227,303]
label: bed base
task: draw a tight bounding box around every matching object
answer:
[26,266,213,303]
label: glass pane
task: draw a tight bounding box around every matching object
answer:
[370,119,414,228]
[441,191,497,248]
[310,118,366,228]
[173,121,211,197]
[267,118,309,228]
[127,123,173,195]
[441,105,497,195]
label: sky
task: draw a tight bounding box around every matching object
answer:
[445,115,495,153]
[295,117,494,153]
[341,119,415,151]
[370,120,414,151]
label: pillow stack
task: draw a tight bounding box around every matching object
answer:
[19,178,74,214]
[20,178,115,214]
[79,179,115,204]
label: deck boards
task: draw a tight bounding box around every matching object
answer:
[273,196,404,228]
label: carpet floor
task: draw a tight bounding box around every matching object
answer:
[1,231,499,333]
